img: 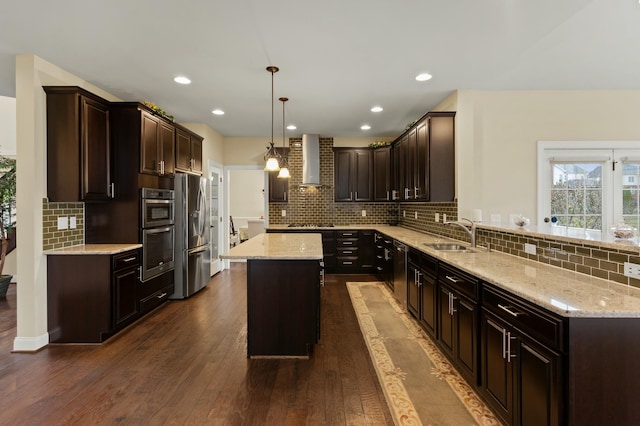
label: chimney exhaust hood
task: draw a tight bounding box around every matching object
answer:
[301,134,321,186]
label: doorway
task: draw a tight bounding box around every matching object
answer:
[208,161,223,275]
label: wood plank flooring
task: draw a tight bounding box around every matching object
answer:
[0,265,394,425]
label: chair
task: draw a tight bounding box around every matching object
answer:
[229,216,239,247]
[247,219,265,239]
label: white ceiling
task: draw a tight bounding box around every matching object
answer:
[1,0,639,138]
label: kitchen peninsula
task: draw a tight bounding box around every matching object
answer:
[220,233,324,358]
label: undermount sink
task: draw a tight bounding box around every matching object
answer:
[423,242,475,253]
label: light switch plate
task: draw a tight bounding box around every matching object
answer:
[57,216,68,230]
[69,216,77,229]
[281,209,286,217]
[414,211,418,219]
[361,210,366,217]
[524,243,536,255]
[435,213,440,223]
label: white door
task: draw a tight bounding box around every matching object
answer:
[209,163,223,275]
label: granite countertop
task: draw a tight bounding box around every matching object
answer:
[268,224,640,318]
[44,243,142,255]
[220,233,323,260]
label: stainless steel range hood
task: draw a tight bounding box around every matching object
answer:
[301,134,321,186]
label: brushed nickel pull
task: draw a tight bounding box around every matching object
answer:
[122,257,137,262]
[498,304,523,317]
[445,275,461,284]
[157,292,168,299]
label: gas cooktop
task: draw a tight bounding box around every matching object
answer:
[287,223,334,228]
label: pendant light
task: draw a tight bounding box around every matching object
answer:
[277,97,291,179]
[264,66,281,171]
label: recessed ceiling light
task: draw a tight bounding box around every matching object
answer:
[371,106,383,113]
[361,124,371,130]
[415,73,432,82]
[287,124,297,130]
[174,76,191,85]
[212,109,225,115]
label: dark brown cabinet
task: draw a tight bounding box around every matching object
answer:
[359,230,375,271]
[391,111,455,202]
[334,148,372,202]
[44,86,113,202]
[374,233,394,288]
[407,249,438,338]
[140,111,175,176]
[373,146,393,201]
[176,128,203,174]
[47,249,141,343]
[247,259,321,356]
[437,264,479,385]
[112,250,140,328]
[480,285,562,426]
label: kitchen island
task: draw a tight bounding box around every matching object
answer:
[220,233,324,358]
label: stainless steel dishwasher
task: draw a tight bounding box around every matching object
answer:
[392,240,407,309]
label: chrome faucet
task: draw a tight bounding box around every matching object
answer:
[444,217,476,248]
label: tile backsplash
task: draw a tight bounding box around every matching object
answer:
[42,199,84,250]
[268,137,396,225]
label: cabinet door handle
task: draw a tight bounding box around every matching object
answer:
[355,191,358,200]
[320,267,325,287]
[506,331,516,362]
[343,261,353,265]
[284,191,287,201]
[502,328,507,359]
[416,271,422,287]
[343,250,352,254]
[386,191,389,200]
[109,182,115,198]
[498,304,523,317]
[414,186,419,198]
[157,292,168,299]
[445,275,461,284]
[343,241,353,245]
[122,257,137,262]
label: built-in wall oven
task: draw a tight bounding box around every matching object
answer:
[140,188,175,282]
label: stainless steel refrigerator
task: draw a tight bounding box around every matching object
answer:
[170,173,211,299]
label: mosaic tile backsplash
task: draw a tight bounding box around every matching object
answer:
[42,199,84,250]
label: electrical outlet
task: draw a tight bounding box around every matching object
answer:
[624,262,640,279]
[57,216,68,230]
[414,211,418,219]
[281,209,286,217]
[69,216,77,229]
[361,210,366,217]
[524,243,536,255]
[442,213,447,223]
[403,210,406,217]
[435,213,440,223]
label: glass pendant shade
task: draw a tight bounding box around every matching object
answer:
[265,151,280,171]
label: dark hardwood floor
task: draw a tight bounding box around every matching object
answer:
[0,264,394,425]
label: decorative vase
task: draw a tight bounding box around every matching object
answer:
[0,274,11,299]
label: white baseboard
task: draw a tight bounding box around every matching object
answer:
[13,333,49,352]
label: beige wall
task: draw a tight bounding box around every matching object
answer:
[181,122,224,166]
[0,95,16,157]
[455,90,640,225]
[14,54,122,351]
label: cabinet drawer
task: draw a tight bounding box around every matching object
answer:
[337,238,358,247]
[439,263,478,300]
[482,285,565,351]
[337,247,359,257]
[337,257,358,268]
[337,230,358,239]
[113,250,140,271]
[139,285,172,313]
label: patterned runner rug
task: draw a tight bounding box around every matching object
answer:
[347,282,501,426]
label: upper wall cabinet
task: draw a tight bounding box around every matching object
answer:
[176,128,203,175]
[334,148,372,202]
[373,146,393,201]
[393,111,455,202]
[44,86,114,202]
[140,111,175,176]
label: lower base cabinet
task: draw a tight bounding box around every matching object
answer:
[480,285,562,426]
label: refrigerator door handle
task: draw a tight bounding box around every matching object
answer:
[188,245,209,255]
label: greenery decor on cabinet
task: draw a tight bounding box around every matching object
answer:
[143,101,174,121]
[369,141,391,149]
[0,156,15,298]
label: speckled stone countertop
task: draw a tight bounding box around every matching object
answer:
[44,243,142,255]
[268,224,640,318]
[220,233,323,260]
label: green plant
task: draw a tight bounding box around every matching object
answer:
[0,156,16,276]
[369,140,391,149]
[143,101,174,121]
